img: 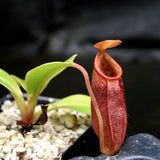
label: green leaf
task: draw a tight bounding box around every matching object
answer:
[12,75,26,91]
[25,54,77,98]
[47,94,91,114]
[0,69,26,114]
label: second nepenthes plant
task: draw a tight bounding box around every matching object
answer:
[0,54,91,129]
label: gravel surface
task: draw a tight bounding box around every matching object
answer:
[0,100,91,159]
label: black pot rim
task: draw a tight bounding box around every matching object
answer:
[0,93,59,106]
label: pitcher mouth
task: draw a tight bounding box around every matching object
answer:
[94,50,122,80]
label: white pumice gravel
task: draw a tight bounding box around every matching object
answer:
[0,100,91,159]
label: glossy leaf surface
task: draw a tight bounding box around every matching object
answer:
[0,69,26,116]
[48,94,91,114]
[12,75,26,91]
[24,54,77,116]
[26,54,77,97]
[33,94,91,123]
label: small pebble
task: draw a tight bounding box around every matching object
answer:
[54,124,65,132]
[60,114,77,129]
[16,146,26,153]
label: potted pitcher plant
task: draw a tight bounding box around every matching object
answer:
[0,40,159,160]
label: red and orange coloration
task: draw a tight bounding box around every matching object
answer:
[71,40,127,156]
[91,40,127,155]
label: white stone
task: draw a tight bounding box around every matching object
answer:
[76,128,85,135]
[5,153,12,160]
[16,146,26,153]
[11,149,17,160]
[0,153,5,159]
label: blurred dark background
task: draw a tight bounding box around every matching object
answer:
[1,0,160,138]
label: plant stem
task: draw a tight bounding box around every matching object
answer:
[71,62,104,141]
